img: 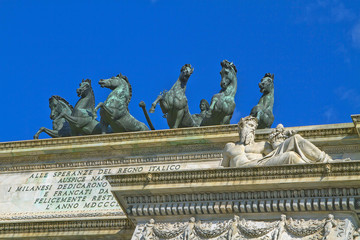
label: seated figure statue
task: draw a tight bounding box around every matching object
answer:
[222,116,334,167]
[191,99,210,127]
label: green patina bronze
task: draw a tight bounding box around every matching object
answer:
[149,64,196,129]
[94,73,148,133]
[55,79,102,135]
[191,99,210,127]
[201,60,237,126]
[34,96,73,139]
[250,73,274,129]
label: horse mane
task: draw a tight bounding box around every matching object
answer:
[221,60,237,73]
[263,73,274,83]
[116,73,132,104]
[50,95,74,111]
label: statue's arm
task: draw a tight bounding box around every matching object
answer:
[222,142,234,167]
[260,141,274,156]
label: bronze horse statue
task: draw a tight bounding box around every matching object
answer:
[201,60,237,126]
[94,73,148,133]
[250,73,274,129]
[33,96,73,139]
[55,79,102,135]
[149,64,196,129]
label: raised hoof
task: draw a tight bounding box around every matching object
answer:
[149,107,155,113]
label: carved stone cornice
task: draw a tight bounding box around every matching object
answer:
[0,218,133,239]
[0,151,222,173]
[0,123,356,156]
[107,161,360,188]
[0,210,125,221]
[108,162,360,224]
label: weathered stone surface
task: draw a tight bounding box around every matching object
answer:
[223,116,342,168]
[1,121,360,239]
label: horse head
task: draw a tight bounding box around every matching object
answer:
[49,95,73,120]
[259,73,274,94]
[220,60,237,90]
[179,64,194,82]
[99,73,133,105]
[99,73,129,90]
[77,79,93,98]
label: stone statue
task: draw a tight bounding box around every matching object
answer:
[201,60,237,126]
[353,228,360,240]
[322,214,336,240]
[94,73,148,133]
[54,79,102,135]
[143,218,155,240]
[149,64,196,129]
[34,96,73,139]
[222,116,334,168]
[250,73,274,129]
[191,99,210,127]
[273,214,286,240]
[184,217,196,240]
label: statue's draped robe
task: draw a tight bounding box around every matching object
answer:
[238,134,330,167]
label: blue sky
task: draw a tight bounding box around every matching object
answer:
[1,0,360,142]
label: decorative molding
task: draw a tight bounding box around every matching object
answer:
[0,123,355,152]
[107,161,360,186]
[0,152,222,173]
[0,218,133,234]
[133,214,353,240]
[0,125,238,151]
[124,188,359,217]
[0,210,124,221]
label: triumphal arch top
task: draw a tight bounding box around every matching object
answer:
[1,116,360,239]
[2,61,360,239]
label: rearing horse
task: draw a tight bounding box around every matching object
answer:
[250,73,274,129]
[33,96,73,139]
[94,73,148,133]
[201,60,237,126]
[55,79,102,135]
[149,64,195,129]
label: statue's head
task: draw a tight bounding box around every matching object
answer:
[180,64,194,81]
[99,73,129,90]
[238,116,258,145]
[220,60,237,90]
[259,73,274,94]
[199,99,210,111]
[77,79,92,97]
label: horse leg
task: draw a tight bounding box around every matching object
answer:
[220,115,232,125]
[34,127,45,139]
[149,94,162,113]
[34,127,59,139]
[93,102,104,119]
[173,109,185,128]
[100,118,109,134]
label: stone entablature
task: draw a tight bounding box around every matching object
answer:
[108,160,360,239]
[0,122,359,239]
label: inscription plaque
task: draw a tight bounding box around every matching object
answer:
[0,161,218,220]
